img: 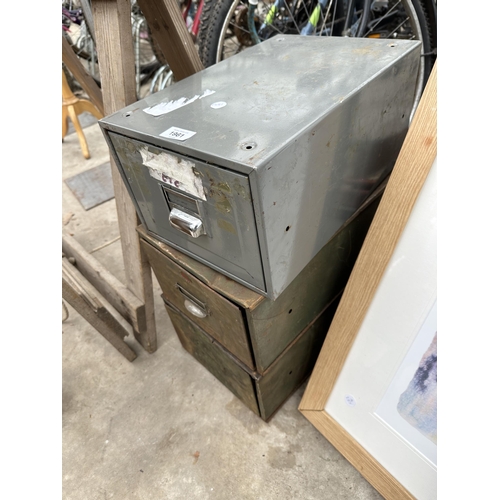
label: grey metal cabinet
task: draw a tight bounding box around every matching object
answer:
[101,36,420,299]
[138,186,383,420]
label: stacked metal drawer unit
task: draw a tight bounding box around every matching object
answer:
[138,189,381,420]
[100,36,420,420]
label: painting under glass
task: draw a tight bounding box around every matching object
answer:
[374,300,437,466]
[397,332,437,444]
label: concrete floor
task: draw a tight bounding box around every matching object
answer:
[62,115,382,500]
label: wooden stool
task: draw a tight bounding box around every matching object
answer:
[62,70,103,159]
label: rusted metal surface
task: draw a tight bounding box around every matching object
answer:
[142,239,256,369]
[137,225,263,310]
[164,300,260,416]
[257,297,341,421]
[162,294,342,421]
[107,133,265,292]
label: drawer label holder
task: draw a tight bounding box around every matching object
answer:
[140,147,206,201]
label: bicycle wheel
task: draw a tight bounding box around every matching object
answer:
[198,0,436,111]
[62,3,101,86]
[132,12,164,97]
[62,1,166,98]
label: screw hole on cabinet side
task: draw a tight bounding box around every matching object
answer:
[288,309,292,314]
[285,226,290,232]
[289,370,293,375]
[240,141,257,151]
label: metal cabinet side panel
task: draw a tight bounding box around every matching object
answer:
[247,193,381,372]
[256,298,340,421]
[256,47,420,298]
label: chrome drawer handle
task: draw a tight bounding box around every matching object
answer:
[184,299,207,318]
[169,208,205,238]
[176,284,208,319]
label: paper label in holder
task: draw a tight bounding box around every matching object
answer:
[139,147,206,200]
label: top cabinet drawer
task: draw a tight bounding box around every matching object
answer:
[107,132,265,293]
[141,239,255,370]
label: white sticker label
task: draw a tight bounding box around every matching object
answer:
[160,126,196,141]
[211,101,227,109]
[139,147,206,200]
[344,394,357,407]
[143,89,216,117]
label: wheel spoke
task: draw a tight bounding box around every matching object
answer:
[226,17,286,37]
[282,0,302,35]
[200,0,433,124]
[299,0,313,26]
[320,0,336,36]
[385,16,410,38]
[363,0,403,37]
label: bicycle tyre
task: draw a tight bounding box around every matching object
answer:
[198,0,436,110]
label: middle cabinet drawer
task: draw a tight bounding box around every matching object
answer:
[141,239,255,370]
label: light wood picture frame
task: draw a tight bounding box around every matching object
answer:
[299,62,437,500]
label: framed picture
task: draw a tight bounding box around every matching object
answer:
[299,63,437,500]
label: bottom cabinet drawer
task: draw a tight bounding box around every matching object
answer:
[163,298,260,416]
[163,295,340,421]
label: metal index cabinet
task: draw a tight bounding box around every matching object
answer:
[138,185,384,420]
[99,36,421,299]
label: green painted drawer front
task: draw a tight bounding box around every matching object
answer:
[142,239,255,370]
[163,300,260,416]
[163,296,340,421]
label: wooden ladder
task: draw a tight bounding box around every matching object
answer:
[62,0,203,360]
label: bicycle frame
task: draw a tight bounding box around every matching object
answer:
[182,0,205,37]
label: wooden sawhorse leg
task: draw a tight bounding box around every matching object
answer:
[62,257,137,362]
